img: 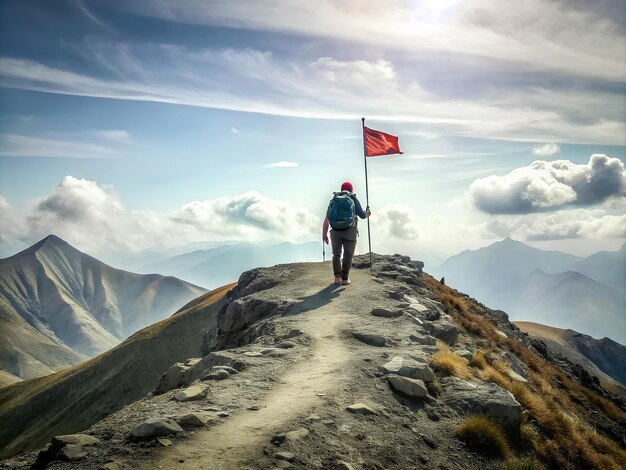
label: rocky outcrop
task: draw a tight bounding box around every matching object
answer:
[440,377,522,429]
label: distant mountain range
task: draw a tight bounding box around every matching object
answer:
[136,241,322,288]
[432,238,626,344]
[0,235,206,381]
[515,321,626,394]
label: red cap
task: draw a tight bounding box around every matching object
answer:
[341,181,353,192]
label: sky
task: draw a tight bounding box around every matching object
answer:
[0,0,625,263]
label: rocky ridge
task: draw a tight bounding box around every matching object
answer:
[1,254,624,470]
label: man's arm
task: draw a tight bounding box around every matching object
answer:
[353,196,370,219]
[322,217,330,244]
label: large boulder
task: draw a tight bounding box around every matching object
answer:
[154,363,190,394]
[387,375,428,399]
[128,418,183,441]
[440,377,522,429]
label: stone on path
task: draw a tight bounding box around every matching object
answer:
[352,332,386,347]
[387,375,428,399]
[157,438,172,447]
[57,444,87,461]
[202,369,230,381]
[212,365,239,374]
[275,341,297,349]
[381,357,435,382]
[244,351,263,357]
[275,451,295,462]
[346,403,378,415]
[286,428,309,441]
[52,434,100,448]
[371,307,402,318]
[409,334,437,346]
[128,418,183,441]
[174,383,209,401]
[175,413,211,427]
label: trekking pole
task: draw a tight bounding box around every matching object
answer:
[361,117,373,268]
[322,239,326,262]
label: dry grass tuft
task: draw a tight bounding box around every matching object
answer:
[431,343,471,379]
[456,415,510,459]
[470,351,488,369]
[489,455,546,470]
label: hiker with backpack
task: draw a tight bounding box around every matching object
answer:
[322,181,371,285]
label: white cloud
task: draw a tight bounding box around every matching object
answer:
[266,161,298,168]
[230,127,240,134]
[0,133,118,158]
[470,154,626,214]
[480,209,626,241]
[121,0,626,82]
[0,129,132,158]
[0,41,624,145]
[370,204,420,240]
[4,177,320,255]
[532,143,560,156]
[93,130,132,144]
[173,191,317,240]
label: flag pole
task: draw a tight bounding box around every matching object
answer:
[361,117,372,268]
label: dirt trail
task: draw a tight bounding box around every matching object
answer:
[141,265,370,470]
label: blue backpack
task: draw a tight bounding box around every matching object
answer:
[327,191,356,230]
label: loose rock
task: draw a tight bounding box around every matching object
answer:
[154,363,190,394]
[175,413,211,427]
[387,375,428,399]
[274,341,297,349]
[57,444,87,461]
[202,369,230,381]
[128,418,183,441]
[286,428,309,441]
[371,307,402,318]
[346,403,378,415]
[352,332,386,347]
[275,452,295,462]
[174,383,209,401]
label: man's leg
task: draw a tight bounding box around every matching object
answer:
[341,239,357,280]
[330,231,343,277]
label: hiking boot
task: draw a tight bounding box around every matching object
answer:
[341,279,352,285]
[334,275,342,284]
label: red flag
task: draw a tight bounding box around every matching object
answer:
[364,126,403,157]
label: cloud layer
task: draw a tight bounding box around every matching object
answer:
[4,176,320,255]
[470,154,626,214]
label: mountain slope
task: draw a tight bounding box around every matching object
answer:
[570,243,626,294]
[432,237,581,300]
[0,235,206,380]
[0,284,231,459]
[500,270,626,344]
[515,321,626,394]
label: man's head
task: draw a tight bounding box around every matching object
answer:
[341,181,353,192]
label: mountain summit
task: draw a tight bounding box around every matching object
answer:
[0,255,623,469]
[0,235,206,381]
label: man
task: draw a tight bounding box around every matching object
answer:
[322,181,371,285]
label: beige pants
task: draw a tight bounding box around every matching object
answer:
[330,229,357,280]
